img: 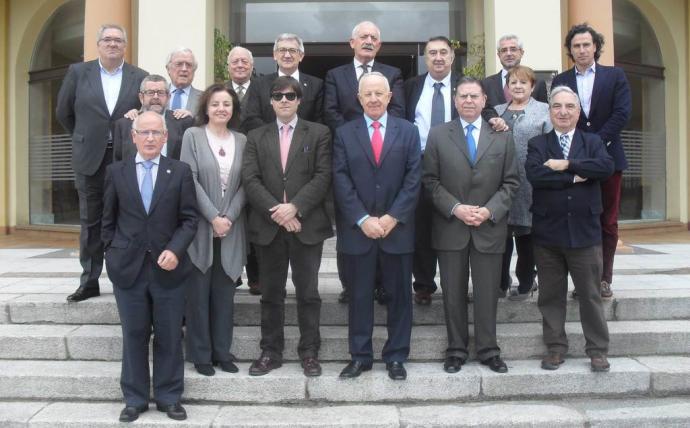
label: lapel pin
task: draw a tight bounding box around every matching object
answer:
[166,169,171,174]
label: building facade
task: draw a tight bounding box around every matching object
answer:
[1,0,689,234]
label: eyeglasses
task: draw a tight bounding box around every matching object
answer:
[276,47,300,56]
[99,37,125,45]
[133,129,164,138]
[141,90,168,97]
[498,47,520,54]
[271,92,298,101]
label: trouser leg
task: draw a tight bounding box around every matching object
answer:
[256,233,290,360]
[470,243,502,360]
[601,171,622,284]
[343,247,377,364]
[534,244,570,354]
[209,239,237,362]
[288,235,323,359]
[437,249,470,360]
[380,251,412,363]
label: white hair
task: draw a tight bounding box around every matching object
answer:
[166,47,198,70]
[358,71,389,92]
[496,34,523,50]
[227,46,254,64]
[549,85,580,109]
[97,24,127,43]
[351,21,381,40]
[132,111,167,132]
[273,33,305,54]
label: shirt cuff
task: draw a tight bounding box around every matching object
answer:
[357,214,370,227]
[450,203,461,217]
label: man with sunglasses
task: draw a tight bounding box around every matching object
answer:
[57,23,148,303]
[242,76,333,377]
[113,75,193,162]
[243,33,324,132]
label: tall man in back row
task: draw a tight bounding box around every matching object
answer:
[56,24,148,302]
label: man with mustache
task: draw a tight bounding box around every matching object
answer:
[113,74,193,162]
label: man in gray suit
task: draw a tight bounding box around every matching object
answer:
[423,77,519,374]
[242,76,333,377]
[166,47,202,117]
[56,23,148,302]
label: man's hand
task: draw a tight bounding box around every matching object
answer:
[157,250,179,271]
[488,117,509,132]
[453,204,479,225]
[211,216,232,237]
[469,206,491,226]
[379,214,398,238]
[574,174,588,183]
[270,203,298,226]
[544,159,569,171]
[172,109,192,119]
[361,217,385,239]
[282,217,302,233]
[124,109,139,120]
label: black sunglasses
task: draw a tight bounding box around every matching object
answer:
[271,92,298,101]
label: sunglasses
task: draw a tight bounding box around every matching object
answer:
[271,92,298,101]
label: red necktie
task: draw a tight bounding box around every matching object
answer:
[371,121,383,165]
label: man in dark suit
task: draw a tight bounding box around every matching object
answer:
[423,77,519,374]
[551,24,631,299]
[113,75,193,162]
[482,34,548,109]
[242,76,333,378]
[166,47,202,116]
[102,111,198,422]
[243,33,323,132]
[334,72,421,381]
[525,85,613,373]
[56,24,148,302]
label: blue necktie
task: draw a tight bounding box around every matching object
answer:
[465,123,477,164]
[171,88,183,110]
[559,133,570,159]
[140,160,154,213]
[430,82,445,127]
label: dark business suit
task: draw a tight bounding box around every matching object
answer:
[324,61,405,133]
[56,59,148,291]
[482,70,548,109]
[525,129,613,356]
[242,119,333,360]
[551,64,631,285]
[423,119,519,361]
[243,72,324,132]
[333,115,421,364]
[113,111,193,161]
[102,155,198,407]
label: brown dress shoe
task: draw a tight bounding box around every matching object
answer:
[414,291,432,305]
[301,357,322,377]
[249,353,282,376]
[600,281,613,298]
[541,351,565,370]
[590,355,610,372]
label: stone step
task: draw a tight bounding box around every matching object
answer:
[1,320,689,362]
[3,397,690,427]
[3,288,690,326]
[0,357,688,405]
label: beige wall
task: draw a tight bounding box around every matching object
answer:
[568,0,615,65]
[84,0,132,63]
[1,1,8,231]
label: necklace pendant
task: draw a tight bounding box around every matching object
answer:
[219,147,226,157]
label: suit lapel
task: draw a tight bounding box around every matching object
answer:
[547,131,566,160]
[113,63,136,116]
[86,61,109,116]
[588,63,604,118]
[345,64,359,95]
[148,156,172,215]
[355,119,377,168]
[266,125,283,172]
[123,159,147,215]
[284,121,307,174]
[449,120,472,164]
[163,111,179,159]
[568,130,585,160]
[378,118,398,166]
[474,121,495,163]
[492,72,506,104]
[411,74,425,112]
[450,72,460,120]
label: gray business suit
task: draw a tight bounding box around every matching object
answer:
[186,86,202,116]
[423,119,519,361]
[180,126,247,364]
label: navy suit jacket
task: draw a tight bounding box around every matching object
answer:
[551,64,631,171]
[332,115,421,255]
[324,61,405,132]
[526,130,614,249]
[102,155,199,289]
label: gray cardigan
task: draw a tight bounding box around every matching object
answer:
[495,98,553,227]
[180,126,247,280]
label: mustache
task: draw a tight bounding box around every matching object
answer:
[361,43,375,50]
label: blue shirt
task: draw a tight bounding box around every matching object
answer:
[135,153,160,192]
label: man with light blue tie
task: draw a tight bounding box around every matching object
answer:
[166,47,202,117]
[423,77,519,374]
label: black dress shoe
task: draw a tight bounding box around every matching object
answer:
[374,287,387,305]
[119,404,148,422]
[414,291,432,305]
[194,363,215,376]
[215,360,239,373]
[386,361,407,380]
[338,289,349,304]
[156,402,187,420]
[481,356,508,373]
[249,353,282,376]
[339,360,372,378]
[248,282,262,295]
[443,356,464,373]
[66,287,100,302]
[301,357,322,377]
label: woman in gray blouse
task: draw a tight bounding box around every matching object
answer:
[180,84,247,375]
[494,66,553,301]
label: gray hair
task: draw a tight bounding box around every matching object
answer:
[351,21,381,40]
[273,33,305,54]
[496,34,523,50]
[166,47,198,70]
[549,85,580,108]
[227,46,254,64]
[97,24,127,44]
[358,71,389,92]
[139,74,170,93]
[132,111,167,132]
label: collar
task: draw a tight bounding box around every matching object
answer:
[135,153,161,165]
[233,80,250,90]
[98,59,124,75]
[170,84,190,95]
[364,112,388,128]
[278,69,300,81]
[501,68,509,80]
[459,116,482,131]
[555,128,576,141]
[425,71,452,88]
[277,115,298,130]
[575,62,596,76]
[354,58,375,70]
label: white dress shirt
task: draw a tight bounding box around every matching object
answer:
[135,153,160,191]
[99,59,124,115]
[575,62,596,118]
[414,72,452,151]
[354,58,375,80]
[459,116,483,149]
[169,84,190,110]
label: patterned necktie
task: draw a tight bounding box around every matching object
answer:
[465,123,477,164]
[140,160,154,213]
[236,85,245,101]
[371,121,383,165]
[280,124,291,172]
[171,88,183,110]
[559,133,571,159]
[503,77,512,102]
[360,64,370,78]
[430,82,445,127]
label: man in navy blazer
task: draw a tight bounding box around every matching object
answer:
[56,24,148,303]
[551,23,631,298]
[333,72,421,380]
[102,111,198,422]
[526,86,613,373]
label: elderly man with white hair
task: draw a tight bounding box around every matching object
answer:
[166,47,202,116]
